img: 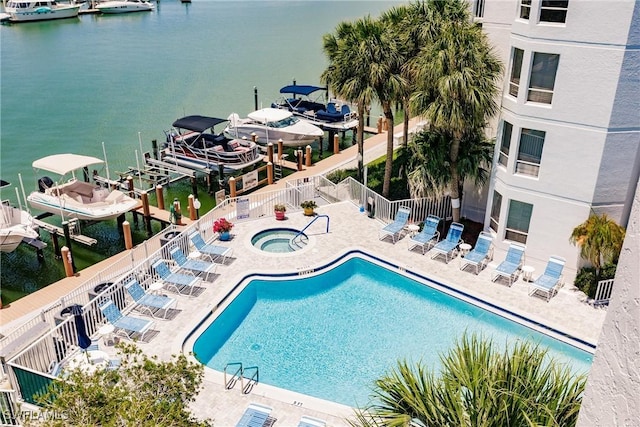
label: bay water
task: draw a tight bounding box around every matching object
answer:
[0,1,398,302]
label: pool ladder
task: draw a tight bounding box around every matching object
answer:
[290,214,330,248]
[224,362,259,394]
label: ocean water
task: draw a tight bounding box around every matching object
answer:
[0,1,398,302]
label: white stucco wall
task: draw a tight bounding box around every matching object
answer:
[576,180,640,426]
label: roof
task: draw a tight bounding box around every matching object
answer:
[171,115,228,133]
[247,108,292,122]
[279,85,326,96]
[32,154,104,175]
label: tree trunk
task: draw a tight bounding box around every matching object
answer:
[357,106,366,183]
[402,98,409,147]
[382,103,394,198]
[449,132,462,222]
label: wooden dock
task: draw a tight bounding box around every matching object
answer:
[32,218,97,246]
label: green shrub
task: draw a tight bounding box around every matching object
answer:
[325,169,356,183]
[574,264,617,298]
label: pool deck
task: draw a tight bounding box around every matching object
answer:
[1,118,607,425]
[126,200,605,426]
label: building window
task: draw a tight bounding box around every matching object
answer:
[528,52,559,104]
[499,121,512,168]
[505,200,533,243]
[490,191,502,233]
[516,128,545,177]
[519,0,531,19]
[509,48,524,98]
[540,0,568,23]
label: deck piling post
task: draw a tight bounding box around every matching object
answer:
[190,176,198,199]
[267,143,274,164]
[61,246,74,277]
[61,222,76,272]
[267,162,273,185]
[188,194,196,221]
[333,133,339,154]
[141,191,152,236]
[377,116,383,133]
[156,185,165,210]
[277,139,284,160]
[151,139,158,160]
[122,221,133,250]
[254,86,258,111]
[229,177,237,198]
[297,148,303,171]
[126,176,135,198]
[51,230,61,258]
[305,145,312,167]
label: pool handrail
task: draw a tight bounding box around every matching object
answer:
[291,214,329,246]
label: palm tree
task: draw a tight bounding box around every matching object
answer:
[321,16,405,197]
[407,129,494,200]
[352,334,587,427]
[411,12,502,221]
[570,213,626,276]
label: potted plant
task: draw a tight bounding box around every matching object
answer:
[300,200,318,216]
[274,203,287,220]
[213,217,234,241]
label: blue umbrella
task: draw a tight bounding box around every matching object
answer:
[70,304,92,352]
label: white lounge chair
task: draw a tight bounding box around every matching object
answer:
[529,256,565,301]
[170,246,217,281]
[491,243,526,286]
[407,215,440,254]
[124,279,177,319]
[189,231,233,264]
[379,206,411,243]
[460,231,493,274]
[298,416,326,427]
[98,299,154,341]
[431,222,464,263]
[236,403,273,427]
[151,258,201,296]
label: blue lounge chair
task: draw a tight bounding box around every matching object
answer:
[529,256,565,301]
[491,243,526,286]
[430,222,464,263]
[170,246,217,281]
[124,279,177,319]
[236,403,272,427]
[298,416,326,427]
[407,215,440,254]
[151,258,201,296]
[189,231,233,264]
[460,231,494,274]
[98,299,154,341]
[379,206,411,243]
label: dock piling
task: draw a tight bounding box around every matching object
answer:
[156,185,165,210]
[61,246,74,277]
[123,221,133,250]
[141,191,153,236]
[305,145,312,167]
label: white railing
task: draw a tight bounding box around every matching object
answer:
[593,279,615,306]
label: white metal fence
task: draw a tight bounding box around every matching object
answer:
[593,278,615,306]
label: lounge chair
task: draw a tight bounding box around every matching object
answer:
[236,403,273,427]
[430,222,464,263]
[151,258,202,296]
[98,299,154,341]
[170,246,217,281]
[379,206,411,243]
[124,279,177,319]
[407,215,440,254]
[189,231,233,264]
[298,416,326,427]
[491,243,526,286]
[460,231,494,274]
[529,256,565,301]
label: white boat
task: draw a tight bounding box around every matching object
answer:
[163,115,264,173]
[96,0,153,14]
[27,154,140,221]
[0,181,40,253]
[224,108,324,147]
[3,0,80,22]
[271,84,359,132]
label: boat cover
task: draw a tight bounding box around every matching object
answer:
[32,154,104,175]
[172,115,228,133]
[279,85,326,96]
[247,108,292,122]
[0,180,10,189]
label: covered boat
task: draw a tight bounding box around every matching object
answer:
[27,154,140,221]
[163,115,263,173]
[4,0,80,22]
[1,180,40,253]
[224,108,324,147]
[271,84,358,131]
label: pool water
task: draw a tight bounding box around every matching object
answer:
[193,256,593,407]
[251,228,307,253]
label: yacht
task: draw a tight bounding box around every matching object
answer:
[96,0,153,14]
[3,0,80,22]
[224,108,324,147]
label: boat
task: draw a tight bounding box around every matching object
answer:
[3,0,81,22]
[96,0,153,14]
[271,84,358,131]
[162,115,264,173]
[0,180,40,253]
[27,154,140,221]
[224,108,324,147]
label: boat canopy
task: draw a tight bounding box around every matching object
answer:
[247,108,292,122]
[279,85,326,96]
[0,180,10,189]
[172,115,228,133]
[32,154,104,175]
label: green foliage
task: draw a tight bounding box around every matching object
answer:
[35,343,211,427]
[570,213,625,274]
[325,168,357,184]
[353,333,587,427]
[574,263,618,298]
[300,200,318,209]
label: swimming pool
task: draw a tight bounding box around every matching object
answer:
[192,253,593,407]
[251,228,307,253]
